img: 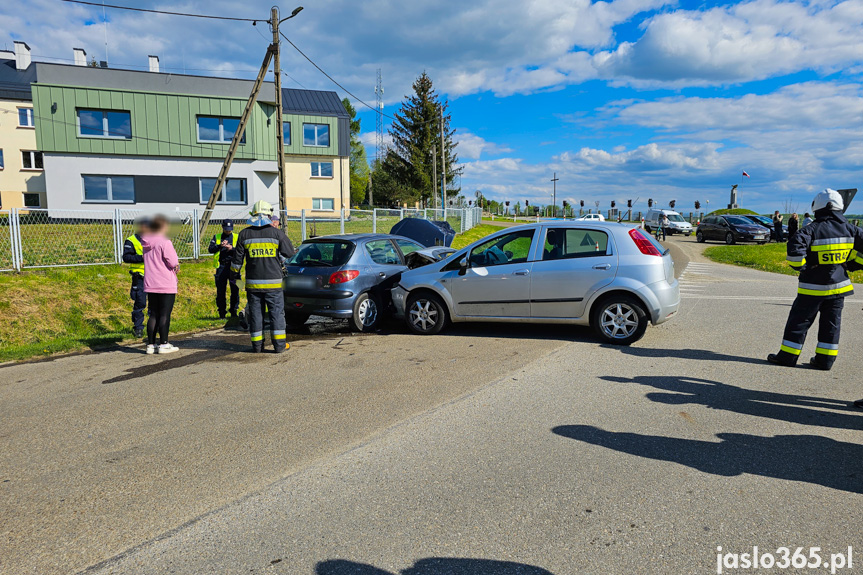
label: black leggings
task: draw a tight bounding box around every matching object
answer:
[147,293,176,345]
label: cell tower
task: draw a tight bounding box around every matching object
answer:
[374,68,384,165]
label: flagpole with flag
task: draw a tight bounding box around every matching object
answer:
[739,171,750,206]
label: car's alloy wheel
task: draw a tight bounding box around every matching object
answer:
[351,292,380,332]
[696,231,705,243]
[725,232,735,245]
[592,296,648,345]
[406,293,447,335]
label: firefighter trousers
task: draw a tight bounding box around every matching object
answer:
[247,290,286,352]
[776,294,843,367]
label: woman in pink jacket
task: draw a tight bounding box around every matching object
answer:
[141,215,180,354]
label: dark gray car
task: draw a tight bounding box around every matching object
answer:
[283,233,454,332]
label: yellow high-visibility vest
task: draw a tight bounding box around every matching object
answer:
[214,232,240,268]
[126,234,144,275]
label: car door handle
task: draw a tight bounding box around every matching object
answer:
[513,269,530,276]
[379,272,387,277]
[592,264,611,270]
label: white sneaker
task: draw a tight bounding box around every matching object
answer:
[157,343,179,354]
[146,344,156,355]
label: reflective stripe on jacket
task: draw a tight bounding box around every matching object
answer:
[786,210,863,298]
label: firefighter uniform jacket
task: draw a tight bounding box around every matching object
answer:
[786,210,863,297]
[230,225,295,291]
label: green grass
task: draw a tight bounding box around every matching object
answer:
[0,223,487,362]
[706,208,759,216]
[704,243,863,283]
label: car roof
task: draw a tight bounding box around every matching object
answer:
[302,233,413,243]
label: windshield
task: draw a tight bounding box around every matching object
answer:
[725,216,751,226]
[750,215,772,225]
[667,214,686,222]
[289,241,354,267]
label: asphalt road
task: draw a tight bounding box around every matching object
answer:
[3,235,862,575]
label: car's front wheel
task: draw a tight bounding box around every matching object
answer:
[696,231,705,243]
[405,292,447,335]
[592,295,648,346]
[351,292,380,332]
[725,232,736,245]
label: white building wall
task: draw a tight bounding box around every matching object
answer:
[43,154,278,217]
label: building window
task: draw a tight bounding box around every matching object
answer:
[282,121,291,146]
[310,161,334,178]
[18,108,34,128]
[199,178,247,204]
[0,149,4,169]
[303,123,329,147]
[23,193,41,208]
[197,116,246,144]
[312,197,335,211]
[77,109,132,139]
[82,175,135,203]
[21,151,43,171]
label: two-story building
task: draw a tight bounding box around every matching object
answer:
[0,42,46,210]
[30,53,349,217]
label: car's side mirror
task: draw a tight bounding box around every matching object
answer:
[458,257,469,275]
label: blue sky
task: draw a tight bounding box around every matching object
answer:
[2,0,862,213]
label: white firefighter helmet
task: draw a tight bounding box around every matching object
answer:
[250,200,274,216]
[812,189,844,212]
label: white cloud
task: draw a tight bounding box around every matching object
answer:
[456,131,513,160]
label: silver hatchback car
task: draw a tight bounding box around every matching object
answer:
[391,222,680,345]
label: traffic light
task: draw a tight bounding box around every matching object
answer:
[580,200,585,208]
[562,200,569,207]
[669,200,676,209]
[468,200,473,206]
[525,200,530,207]
[505,201,510,206]
[627,199,632,208]
[694,200,701,210]
[611,200,616,208]
[648,198,654,208]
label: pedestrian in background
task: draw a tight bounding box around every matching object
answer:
[207,219,239,319]
[656,213,669,241]
[270,214,280,228]
[122,218,147,338]
[787,212,799,239]
[773,210,784,242]
[802,213,813,227]
[141,215,180,355]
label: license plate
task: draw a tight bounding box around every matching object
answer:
[285,275,317,289]
[754,235,765,240]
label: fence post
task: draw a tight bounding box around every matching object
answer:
[340,208,345,234]
[372,209,378,233]
[400,208,405,221]
[301,209,307,241]
[192,209,201,259]
[10,208,21,271]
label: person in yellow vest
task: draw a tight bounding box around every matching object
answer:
[122,218,147,338]
[208,219,240,319]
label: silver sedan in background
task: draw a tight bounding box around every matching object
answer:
[391,222,680,345]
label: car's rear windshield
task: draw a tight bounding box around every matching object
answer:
[289,241,355,267]
[667,214,685,222]
[725,216,750,225]
[750,216,772,225]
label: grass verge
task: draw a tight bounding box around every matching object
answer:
[704,242,863,283]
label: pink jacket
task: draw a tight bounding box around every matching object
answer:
[141,233,179,294]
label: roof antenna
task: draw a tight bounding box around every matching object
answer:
[102,0,109,65]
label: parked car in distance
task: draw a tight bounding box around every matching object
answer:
[392,222,680,345]
[283,234,453,332]
[644,209,693,236]
[576,213,605,221]
[741,214,788,241]
[696,215,770,245]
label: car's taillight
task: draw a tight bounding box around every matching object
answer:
[629,228,662,256]
[328,270,360,284]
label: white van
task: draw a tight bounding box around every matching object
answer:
[645,209,693,236]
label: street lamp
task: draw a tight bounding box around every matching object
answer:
[280,6,304,22]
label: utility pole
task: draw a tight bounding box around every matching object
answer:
[368,172,373,207]
[432,144,437,210]
[550,172,559,218]
[440,107,446,216]
[272,6,287,230]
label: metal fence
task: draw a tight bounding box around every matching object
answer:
[0,207,483,271]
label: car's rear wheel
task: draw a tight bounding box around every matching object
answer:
[405,292,447,335]
[725,232,736,245]
[351,292,380,332]
[285,311,310,329]
[696,231,705,243]
[592,295,648,346]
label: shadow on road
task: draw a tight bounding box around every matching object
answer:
[606,345,767,366]
[601,374,861,430]
[552,425,863,494]
[316,558,555,575]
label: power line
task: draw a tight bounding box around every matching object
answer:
[59,0,259,22]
